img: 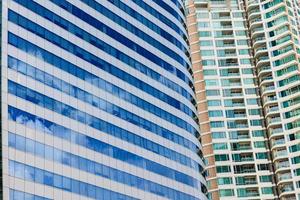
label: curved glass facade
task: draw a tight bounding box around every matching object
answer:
[1,0,207,199]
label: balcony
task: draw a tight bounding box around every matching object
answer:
[270,128,283,135]
[268,117,281,124]
[272,138,285,147]
[262,86,275,93]
[279,184,294,194]
[248,9,260,16]
[266,106,279,113]
[264,96,277,104]
[252,26,264,32]
[275,161,290,170]
[273,150,288,158]
[258,66,271,74]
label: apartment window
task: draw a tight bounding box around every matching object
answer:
[198,22,210,28]
[240,58,251,64]
[247,98,260,105]
[215,154,229,161]
[238,49,250,55]
[254,141,266,148]
[256,153,268,159]
[213,143,228,150]
[242,68,254,74]
[243,78,255,85]
[197,12,209,18]
[260,175,272,182]
[206,90,220,96]
[203,69,218,76]
[250,120,263,126]
[248,109,261,116]
[237,40,249,45]
[205,79,219,86]
[200,40,213,46]
[210,121,225,128]
[207,100,222,106]
[208,110,223,117]
[235,30,247,36]
[258,164,269,171]
[252,130,265,137]
[234,21,245,28]
[217,177,232,185]
[261,187,274,195]
[212,132,226,139]
[293,156,300,164]
[202,60,216,66]
[201,50,215,56]
[233,12,244,18]
[199,31,212,37]
[216,165,231,173]
[219,189,234,197]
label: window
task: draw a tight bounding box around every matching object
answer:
[206,90,220,96]
[252,130,265,137]
[212,132,226,139]
[207,100,222,106]
[254,141,266,148]
[210,121,225,128]
[250,120,263,126]
[202,60,216,66]
[247,98,260,105]
[200,40,213,46]
[219,189,234,197]
[208,110,223,117]
[235,30,247,36]
[197,12,209,18]
[243,78,255,85]
[233,12,243,18]
[217,165,231,173]
[261,187,274,194]
[242,68,253,74]
[205,79,219,86]
[199,31,212,37]
[260,175,272,182]
[256,153,268,159]
[203,69,217,76]
[198,22,210,28]
[201,50,214,56]
[249,109,261,116]
[238,49,250,55]
[234,21,245,28]
[237,40,249,45]
[217,177,232,185]
[215,154,229,161]
[213,143,228,150]
[240,58,251,65]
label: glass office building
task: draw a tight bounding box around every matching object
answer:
[0,0,207,199]
[186,0,300,199]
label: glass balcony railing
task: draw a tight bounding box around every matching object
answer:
[252,27,264,32]
[274,150,288,158]
[277,173,292,181]
[275,161,289,170]
[248,9,260,15]
[270,128,283,135]
[267,106,279,112]
[258,66,271,73]
[280,185,294,193]
[263,86,275,92]
[268,117,281,124]
[272,138,285,146]
[253,37,265,43]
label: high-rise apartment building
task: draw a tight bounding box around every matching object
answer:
[186,0,300,199]
[0,0,208,199]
